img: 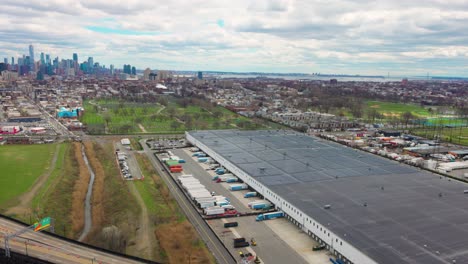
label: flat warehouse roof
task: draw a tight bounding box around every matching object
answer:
[188,130,468,264]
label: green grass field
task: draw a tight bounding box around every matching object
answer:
[32,143,68,211]
[80,98,266,134]
[0,144,56,207]
[411,127,468,146]
[366,101,431,118]
[424,117,468,127]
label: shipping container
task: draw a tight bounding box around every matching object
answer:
[204,206,225,215]
[233,237,246,243]
[224,222,238,228]
[244,192,257,198]
[234,241,249,248]
[226,177,238,183]
[170,167,183,173]
[229,184,248,191]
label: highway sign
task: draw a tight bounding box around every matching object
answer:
[34,217,51,232]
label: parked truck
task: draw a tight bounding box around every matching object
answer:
[199,201,215,209]
[170,167,183,173]
[216,200,230,206]
[198,157,209,163]
[244,192,257,198]
[204,206,225,216]
[226,177,239,183]
[255,211,284,221]
[251,202,272,210]
[229,184,248,191]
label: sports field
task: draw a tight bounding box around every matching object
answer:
[411,127,468,146]
[0,144,56,207]
[366,101,431,117]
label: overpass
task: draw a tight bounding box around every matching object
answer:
[0,215,158,264]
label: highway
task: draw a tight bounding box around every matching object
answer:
[0,217,150,264]
[139,139,237,264]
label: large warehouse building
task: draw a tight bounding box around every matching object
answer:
[187,130,468,264]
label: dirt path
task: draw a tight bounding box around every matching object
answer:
[138,123,148,133]
[128,182,154,260]
[6,144,61,216]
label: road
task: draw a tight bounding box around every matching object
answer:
[0,217,150,264]
[139,139,236,264]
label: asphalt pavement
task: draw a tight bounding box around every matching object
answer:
[173,149,309,264]
[140,139,237,264]
[0,218,149,264]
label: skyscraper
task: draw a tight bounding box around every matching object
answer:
[87,57,93,73]
[131,66,136,75]
[3,58,7,64]
[46,54,50,64]
[40,52,45,64]
[73,53,78,62]
[11,57,14,65]
[198,71,203,80]
[29,44,35,70]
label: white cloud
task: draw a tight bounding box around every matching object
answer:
[0,0,468,76]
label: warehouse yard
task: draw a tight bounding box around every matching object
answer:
[159,148,329,264]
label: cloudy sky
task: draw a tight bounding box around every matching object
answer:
[1,0,468,76]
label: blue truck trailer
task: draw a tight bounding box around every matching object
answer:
[244,192,257,198]
[255,211,284,221]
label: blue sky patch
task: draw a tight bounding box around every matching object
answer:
[86,26,157,35]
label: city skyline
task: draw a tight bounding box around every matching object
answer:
[1,1,468,76]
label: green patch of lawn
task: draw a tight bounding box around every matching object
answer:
[366,100,431,117]
[81,98,268,134]
[134,154,185,221]
[411,127,468,146]
[0,144,56,208]
[32,143,69,211]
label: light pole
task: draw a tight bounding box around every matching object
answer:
[25,240,28,256]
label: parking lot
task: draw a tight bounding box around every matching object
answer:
[158,148,330,264]
[115,142,143,180]
[146,137,187,150]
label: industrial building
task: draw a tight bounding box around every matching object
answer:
[186,130,468,264]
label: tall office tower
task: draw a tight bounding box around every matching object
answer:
[53,57,59,69]
[73,53,78,62]
[11,57,14,65]
[3,58,7,64]
[110,64,114,75]
[29,44,35,70]
[87,57,93,73]
[46,54,50,64]
[40,52,45,64]
[198,71,203,79]
[131,66,136,75]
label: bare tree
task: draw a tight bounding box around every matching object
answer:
[402,111,414,128]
